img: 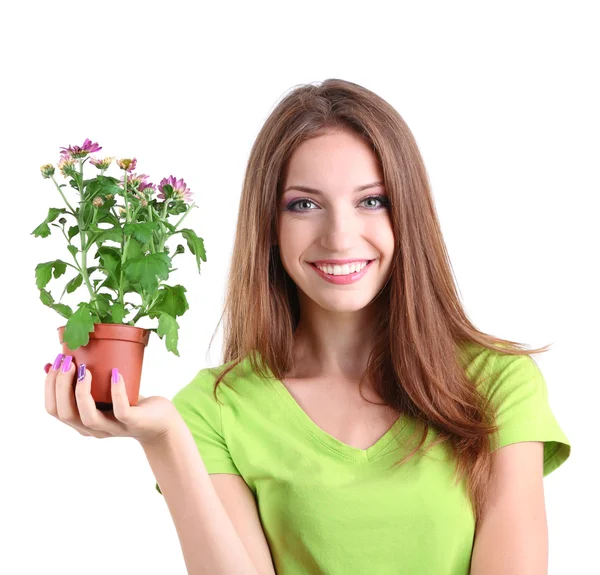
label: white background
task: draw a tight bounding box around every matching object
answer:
[1,1,597,573]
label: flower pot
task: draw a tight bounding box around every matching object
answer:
[57,323,150,412]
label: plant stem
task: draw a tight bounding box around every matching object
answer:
[119,170,132,308]
[174,202,195,230]
[157,200,170,251]
[148,204,156,254]
[76,160,100,314]
[50,175,76,214]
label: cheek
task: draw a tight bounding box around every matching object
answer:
[278,218,313,259]
[368,218,395,254]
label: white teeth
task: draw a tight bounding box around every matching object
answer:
[315,261,369,275]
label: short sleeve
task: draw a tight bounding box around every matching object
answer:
[155,368,241,495]
[485,353,571,477]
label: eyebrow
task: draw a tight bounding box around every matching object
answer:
[283,181,384,196]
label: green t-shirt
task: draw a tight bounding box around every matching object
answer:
[155,343,570,574]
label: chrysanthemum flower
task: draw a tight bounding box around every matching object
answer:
[59,138,102,159]
[157,175,193,203]
[117,158,137,172]
[58,155,77,177]
[92,197,104,207]
[40,164,55,179]
[90,156,115,170]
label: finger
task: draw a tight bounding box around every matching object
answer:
[45,353,64,417]
[74,367,121,437]
[55,355,81,425]
[110,369,133,424]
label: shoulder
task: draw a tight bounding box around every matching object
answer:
[171,354,271,408]
[458,341,571,476]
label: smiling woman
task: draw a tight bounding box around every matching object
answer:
[153,79,571,575]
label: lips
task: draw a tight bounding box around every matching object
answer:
[310,259,374,266]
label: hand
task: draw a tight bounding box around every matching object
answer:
[44,355,180,446]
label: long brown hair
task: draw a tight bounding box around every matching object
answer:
[207,79,551,529]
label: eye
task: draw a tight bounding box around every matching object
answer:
[360,195,389,210]
[285,194,390,212]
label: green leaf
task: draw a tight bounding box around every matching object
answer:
[65,273,83,294]
[125,237,144,260]
[147,285,189,320]
[67,245,79,258]
[111,302,126,323]
[31,208,68,238]
[39,288,73,319]
[123,252,171,294]
[124,221,160,244]
[62,305,96,349]
[35,260,68,290]
[162,220,177,233]
[178,228,207,272]
[97,274,120,292]
[95,293,114,315]
[157,312,180,356]
[93,226,123,244]
[68,225,79,240]
[95,246,121,276]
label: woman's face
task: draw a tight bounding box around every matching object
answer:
[277,129,395,314]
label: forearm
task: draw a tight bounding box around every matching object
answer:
[140,419,258,575]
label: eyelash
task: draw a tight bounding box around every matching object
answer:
[285,194,390,212]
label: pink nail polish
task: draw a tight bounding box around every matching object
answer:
[52,353,64,371]
[112,368,119,384]
[61,356,72,372]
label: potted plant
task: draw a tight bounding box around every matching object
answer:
[34,138,207,411]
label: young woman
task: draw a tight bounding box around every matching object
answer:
[45,79,571,574]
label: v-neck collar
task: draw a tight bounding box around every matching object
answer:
[264,373,408,463]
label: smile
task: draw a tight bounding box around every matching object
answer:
[309,260,375,285]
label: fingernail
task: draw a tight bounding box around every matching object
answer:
[52,353,64,371]
[61,356,72,373]
[77,364,86,382]
[112,368,119,384]
[44,363,52,374]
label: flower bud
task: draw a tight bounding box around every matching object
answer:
[119,207,127,216]
[117,158,137,172]
[58,155,77,177]
[175,244,185,254]
[40,164,55,179]
[90,156,114,170]
[92,196,104,207]
[105,194,113,200]
[58,217,67,225]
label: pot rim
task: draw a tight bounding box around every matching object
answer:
[57,323,151,345]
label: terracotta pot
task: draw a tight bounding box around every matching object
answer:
[57,323,150,412]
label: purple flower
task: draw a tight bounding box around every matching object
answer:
[59,138,102,159]
[157,175,193,203]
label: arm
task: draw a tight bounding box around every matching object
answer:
[141,417,275,575]
[470,441,548,575]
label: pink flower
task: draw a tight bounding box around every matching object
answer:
[59,138,102,159]
[120,173,156,196]
[90,156,114,170]
[57,155,77,177]
[157,175,193,203]
[116,158,137,172]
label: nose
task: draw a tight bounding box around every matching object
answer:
[318,204,361,253]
